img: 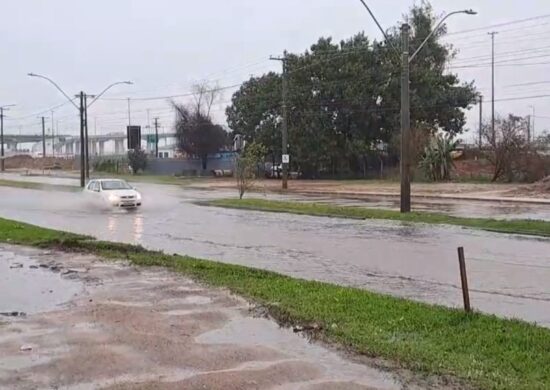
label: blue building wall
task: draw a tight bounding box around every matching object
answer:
[145,152,236,176]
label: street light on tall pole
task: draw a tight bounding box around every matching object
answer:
[27,73,85,186]
[85,81,132,178]
[358,2,476,212]
[0,104,16,172]
[28,73,132,186]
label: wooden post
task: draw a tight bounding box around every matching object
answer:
[457,247,471,313]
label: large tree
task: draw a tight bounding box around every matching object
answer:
[226,3,477,177]
[174,105,227,170]
[174,82,228,170]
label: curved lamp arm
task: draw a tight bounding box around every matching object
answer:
[27,73,79,110]
[409,9,476,63]
[87,81,133,108]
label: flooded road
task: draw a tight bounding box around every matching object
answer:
[0,183,549,326]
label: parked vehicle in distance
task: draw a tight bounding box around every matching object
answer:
[84,179,142,209]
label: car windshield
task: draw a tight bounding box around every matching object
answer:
[100,180,132,191]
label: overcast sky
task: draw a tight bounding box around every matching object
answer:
[1,0,549,142]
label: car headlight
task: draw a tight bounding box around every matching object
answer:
[136,193,142,201]
[108,194,120,203]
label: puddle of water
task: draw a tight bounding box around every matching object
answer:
[196,315,400,389]
[181,295,212,305]
[0,354,54,371]
[162,309,196,316]
[0,248,83,314]
[152,296,213,307]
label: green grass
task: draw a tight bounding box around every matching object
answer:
[0,179,80,192]
[92,173,200,186]
[0,174,197,193]
[206,198,550,237]
[0,217,549,389]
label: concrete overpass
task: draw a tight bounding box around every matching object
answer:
[2,132,177,156]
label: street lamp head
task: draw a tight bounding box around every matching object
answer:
[464,9,477,15]
[28,72,37,77]
[123,81,133,85]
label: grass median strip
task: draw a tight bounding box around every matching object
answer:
[206,198,550,237]
[0,217,549,390]
[92,173,200,186]
[0,179,79,192]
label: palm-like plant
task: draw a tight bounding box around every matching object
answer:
[419,133,458,181]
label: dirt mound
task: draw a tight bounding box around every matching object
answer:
[454,158,493,179]
[4,155,76,170]
[529,176,550,192]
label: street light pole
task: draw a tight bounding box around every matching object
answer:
[400,23,411,213]
[358,3,476,212]
[400,9,476,212]
[28,73,132,186]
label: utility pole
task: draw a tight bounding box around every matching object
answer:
[528,105,535,142]
[0,108,4,172]
[0,105,15,172]
[527,115,531,143]
[489,32,498,145]
[154,117,159,158]
[400,23,411,213]
[127,98,131,126]
[0,108,3,172]
[41,116,47,158]
[269,53,289,190]
[478,95,483,148]
[51,110,55,157]
[79,92,86,187]
[84,94,90,178]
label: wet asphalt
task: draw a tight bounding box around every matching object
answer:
[0,180,549,327]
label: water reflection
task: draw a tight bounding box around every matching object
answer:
[133,213,143,243]
[106,212,144,244]
[107,214,117,234]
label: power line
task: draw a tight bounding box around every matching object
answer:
[99,83,243,102]
[450,60,550,69]
[505,80,550,88]
[451,44,550,64]
[447,13,550,37]
[6,100,75,121]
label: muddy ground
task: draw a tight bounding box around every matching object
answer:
[187,178,549,200]
[0,244,451,390]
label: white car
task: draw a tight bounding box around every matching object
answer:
[85,179,142,209]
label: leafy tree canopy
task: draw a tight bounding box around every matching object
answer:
[226,3,477,177]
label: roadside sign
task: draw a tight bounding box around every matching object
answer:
[282,154,290,164]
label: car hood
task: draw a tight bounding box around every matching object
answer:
[103,189,139,197]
